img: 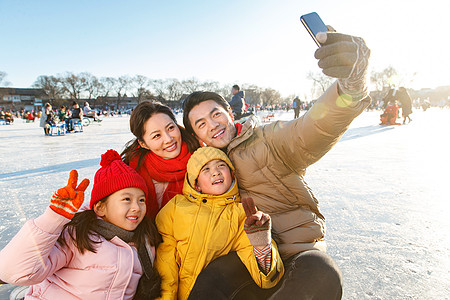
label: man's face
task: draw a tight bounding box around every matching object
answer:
[232,88,238,95]
[188,100,236,149]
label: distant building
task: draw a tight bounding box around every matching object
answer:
[0,88,48,111]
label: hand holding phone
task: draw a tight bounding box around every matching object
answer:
[300,12,328,47]
[300,12,371,101]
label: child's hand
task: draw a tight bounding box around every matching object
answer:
[50,170,90,220]
[242,197,271,248]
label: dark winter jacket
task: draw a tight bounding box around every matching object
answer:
[229,91,245,116]
[72,107,82,119]
[227,81,370,259]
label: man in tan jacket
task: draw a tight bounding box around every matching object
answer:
[182,30,370,299]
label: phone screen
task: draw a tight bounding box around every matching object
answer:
[300,12,328,47]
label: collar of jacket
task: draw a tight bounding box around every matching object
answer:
[182,174,241,206]
[227,115,260,153]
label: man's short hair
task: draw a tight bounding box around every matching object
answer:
[182,91,231,136]
[232,85,240,91]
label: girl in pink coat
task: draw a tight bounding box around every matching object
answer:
[0,150,161,299]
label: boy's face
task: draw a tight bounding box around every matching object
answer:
[195,159,233,195]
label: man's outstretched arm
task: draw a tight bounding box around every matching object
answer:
[264,31,371,172]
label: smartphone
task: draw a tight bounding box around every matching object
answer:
[300,12,328,47]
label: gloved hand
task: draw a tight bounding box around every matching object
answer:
[50,170,90,220]
[315,30,371,101]
[242,197,271,248]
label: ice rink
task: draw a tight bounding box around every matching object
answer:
[1,108,449,299]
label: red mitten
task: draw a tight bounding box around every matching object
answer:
[50,170,90,219]
[242,197,272,247]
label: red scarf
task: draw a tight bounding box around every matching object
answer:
[129,142,191,219]
[235,123,243,136]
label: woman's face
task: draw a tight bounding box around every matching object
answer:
[139,113,182,159]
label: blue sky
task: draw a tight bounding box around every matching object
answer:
[1,0,447,97]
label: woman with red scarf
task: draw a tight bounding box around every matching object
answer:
[122,101,200,219]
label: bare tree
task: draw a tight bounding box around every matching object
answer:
[82,73,102,101]
[95,77,116,108]
[0,71,11,86]
[181,78,201,93]
[132,75,151,103]
[59,72,88,100]
[150,79,168,100]
[26,71,290,110]
[165,79,184,101]
[261,88,282,106]
[242,84,262,106]
[199,80,220,93]
[81,73,104,108]
[370,66,398,92]
[99,77,116,97]
[307,71,334,99]
[113,75,131,109]
[217,84,233,101]
[32,75,63,103]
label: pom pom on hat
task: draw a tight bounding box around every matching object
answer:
[100,149,122,167]
[90,149,148,209]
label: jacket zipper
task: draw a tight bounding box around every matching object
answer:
[179,198,202,273]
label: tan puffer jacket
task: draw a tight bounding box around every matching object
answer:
[227,82,370,259]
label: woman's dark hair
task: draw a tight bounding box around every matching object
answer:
[121,101,199,169]
[182,91,231,136]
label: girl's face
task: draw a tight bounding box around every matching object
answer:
[139,113,182,160]
[195,159,233,195]
[94,187,146,231]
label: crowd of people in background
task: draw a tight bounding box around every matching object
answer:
[0,108,37,124]
[2,88,450,129]
[38,101,94,135]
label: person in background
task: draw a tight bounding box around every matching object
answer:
[58,105,68,123]
[293,96,301,119]
[229,84,245,120]
[39,103,58,135]
[398,87,413,124]
[5,110,14,124]
[83,101,101,122]
[67,101,83,132]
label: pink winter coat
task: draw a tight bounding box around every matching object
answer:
[0,208,152,300]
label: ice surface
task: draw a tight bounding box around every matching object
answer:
[1,109,449,299]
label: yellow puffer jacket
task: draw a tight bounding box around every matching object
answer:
[227,82,371,259]
[155,177,284,300]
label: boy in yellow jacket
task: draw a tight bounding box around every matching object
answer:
[155,147,284,299]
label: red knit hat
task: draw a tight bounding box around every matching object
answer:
[90,149,148,209]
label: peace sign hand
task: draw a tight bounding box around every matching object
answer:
[242,197,271,248]
[50,170,90,220]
